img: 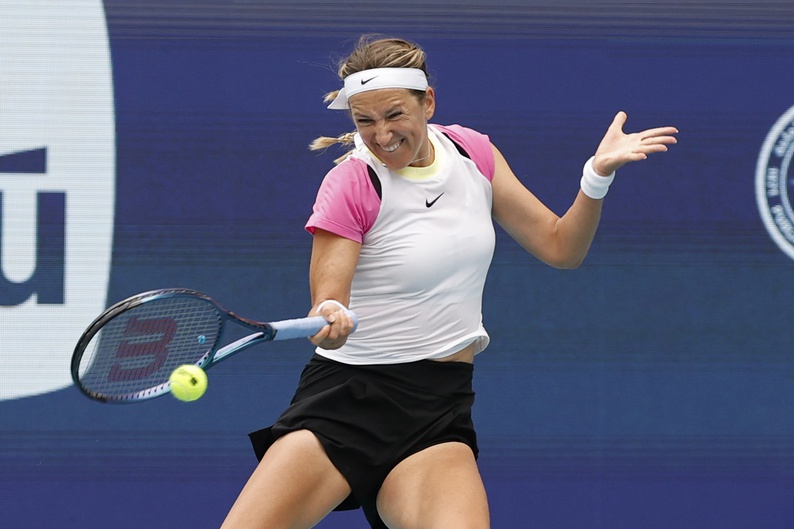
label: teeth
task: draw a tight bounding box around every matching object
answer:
[383,140,402,152]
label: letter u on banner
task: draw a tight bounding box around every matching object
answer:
[0,0,116,400]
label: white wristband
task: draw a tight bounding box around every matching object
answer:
[314,299,348,314]
[580,156,615,200]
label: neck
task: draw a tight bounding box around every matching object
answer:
[409,139,434,167]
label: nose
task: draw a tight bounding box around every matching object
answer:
[374,120,393,146]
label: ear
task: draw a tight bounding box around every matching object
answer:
[423,87,436,120]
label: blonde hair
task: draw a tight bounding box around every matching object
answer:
[310,35,430,164]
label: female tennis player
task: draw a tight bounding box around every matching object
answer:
[221,35,678,529]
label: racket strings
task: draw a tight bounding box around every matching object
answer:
[77,297,222,400]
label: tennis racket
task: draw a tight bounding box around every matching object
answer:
[71,288,357,403]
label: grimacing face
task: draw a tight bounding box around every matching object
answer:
[348,87,436,171]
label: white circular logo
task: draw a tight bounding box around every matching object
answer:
[756,105,794,261]
[0,0,116,400]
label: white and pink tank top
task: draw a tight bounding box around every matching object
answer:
[306,124,496,364]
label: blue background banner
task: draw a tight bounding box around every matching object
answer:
[2,1,794,527]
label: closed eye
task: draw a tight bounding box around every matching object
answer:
[353,109,405,126]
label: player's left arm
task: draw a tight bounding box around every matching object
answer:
[491,145,603,269]
[492,111,677,269]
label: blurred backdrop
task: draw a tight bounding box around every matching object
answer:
[2,1,794,527]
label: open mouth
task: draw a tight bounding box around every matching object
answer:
[383,139,403,153]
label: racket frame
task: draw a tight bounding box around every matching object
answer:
[71,288,349,403]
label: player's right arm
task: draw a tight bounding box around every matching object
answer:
[308,228,360,349]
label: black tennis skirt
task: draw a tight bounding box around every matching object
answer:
[249,353,478,518]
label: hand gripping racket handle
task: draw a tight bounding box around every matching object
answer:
[270,310,358,341]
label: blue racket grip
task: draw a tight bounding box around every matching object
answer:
[270,310,358,341]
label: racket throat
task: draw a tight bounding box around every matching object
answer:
[210,331,270,363]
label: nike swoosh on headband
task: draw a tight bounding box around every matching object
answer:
[327,68,428,110]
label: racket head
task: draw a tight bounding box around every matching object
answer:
[71,289,226,403]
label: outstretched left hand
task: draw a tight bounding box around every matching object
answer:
[593,111,678,176]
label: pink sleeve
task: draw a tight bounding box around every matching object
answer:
[435,124,495,181]
[305,158,381,243]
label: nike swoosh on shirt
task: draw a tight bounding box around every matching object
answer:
[425,193,444,208]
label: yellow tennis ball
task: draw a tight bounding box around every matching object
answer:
[169,365,208,402]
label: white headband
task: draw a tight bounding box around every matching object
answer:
[327,68,428,110]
